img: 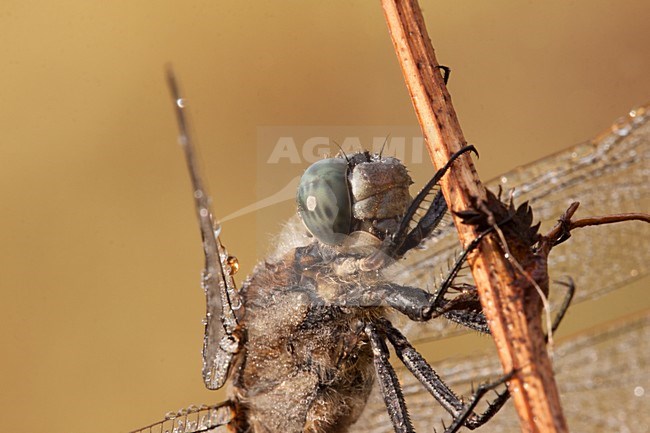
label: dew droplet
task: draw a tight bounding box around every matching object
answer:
[227,255,240,274]
[629,106,646,118]
[630,106,647,123]
[613,122,632,136]
[176,98,186,108]
[500,176,508,184]
[634,386,645,397]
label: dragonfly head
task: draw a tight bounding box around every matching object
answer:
[296,152,412,251]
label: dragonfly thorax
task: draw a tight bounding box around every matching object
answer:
[297,152,412,249]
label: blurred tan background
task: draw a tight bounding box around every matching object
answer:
[1,1,649,432]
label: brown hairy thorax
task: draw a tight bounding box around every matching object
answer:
[232,242,386,433]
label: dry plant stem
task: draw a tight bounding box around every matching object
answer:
[564,214,650,231]
[381,1,568,432]
[545,202,650,243]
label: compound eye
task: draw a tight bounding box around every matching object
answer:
[296,158,351,245]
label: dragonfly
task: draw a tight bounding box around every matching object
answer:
[131,71,650,433]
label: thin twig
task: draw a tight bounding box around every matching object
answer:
[380,1,568,432]
[546,206,650,243]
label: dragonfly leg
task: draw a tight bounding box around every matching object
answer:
[378,145,478,260]
[354,281,488,335]
[382,280,576,432]
[423,228,492,317]
[398,227,495,334]
[422,245,575,338]
[439,308,490,334]
[441,281,576,432]
[359,240,574,333]
[437,65,451,84]
[380,319,510,432]
[549,277,575,335]
[365,322,415,433]
[442,375,512,433]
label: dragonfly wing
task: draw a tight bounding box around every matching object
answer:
[355,311,650,433]
[551,312,649,432]
[129,402,236,433]
[393,104,650,343]
[497,104,650,306]
[167,70,242,390]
